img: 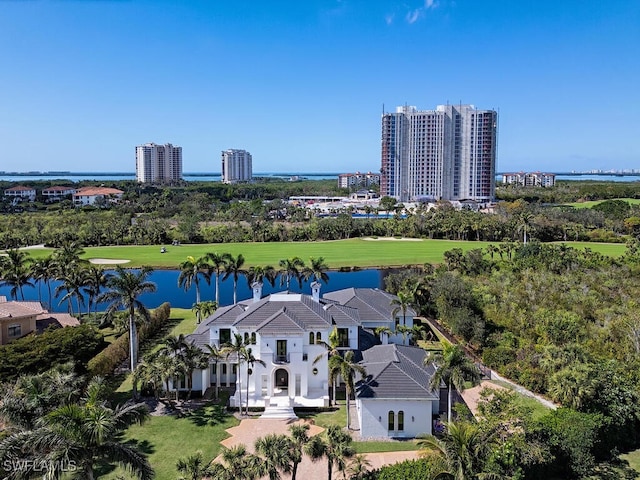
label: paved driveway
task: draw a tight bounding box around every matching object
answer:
[217,418,420,478]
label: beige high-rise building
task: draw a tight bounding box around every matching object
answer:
[381,104,497,202]
[221,149,252,184]
[135,143,182,183]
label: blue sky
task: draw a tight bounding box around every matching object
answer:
[1,0,638,174]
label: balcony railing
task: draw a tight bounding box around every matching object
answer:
[274,353,290,364]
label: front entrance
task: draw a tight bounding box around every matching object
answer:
[274,368,289,395]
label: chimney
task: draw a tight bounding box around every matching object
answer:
[252,282,263,303]
[311,281,321,303]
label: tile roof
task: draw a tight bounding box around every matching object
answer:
[356,344,438,400]
[324,288,416,323]
[73,187,124,196]
[0,301,46,318]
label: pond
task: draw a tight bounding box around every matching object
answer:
[0,269,390,314]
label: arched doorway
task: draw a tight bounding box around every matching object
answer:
[274,368,289,395]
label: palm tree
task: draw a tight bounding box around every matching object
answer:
[244,347,266,416]
[288,423,311,480]
[223,253,247,305]
[192,300,217,322]
[305,424,355,480]
[255,433,292,480]
[278,257,305,292]
[247,264,277,288]
[391,290,414,333]
[425,344,481,423]
[0,249,34,300]
[205,252,228,306]
[97,266,157,380]
[209,444,263,480]
[178,256,211,323]
[204,344,224,400]
[417,421,495,480]
[328,350,366,430]
[347,454,372,480]
[178,342,209,400]
[374,326,393,344]
[313,327,341,406]
[304,256,330,285]
[133,356,166,400]
[395,324,412,346]
[30,256,54,307]
[176,450,212,480]
[83,264,111,318]
[0,379,154,480]
[54,265,88,317]
[222,333,247,415]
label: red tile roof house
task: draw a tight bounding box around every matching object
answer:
[0,297,80,345]
[3,186,36,202]
[72,187,124,206]
[42,186,76,201]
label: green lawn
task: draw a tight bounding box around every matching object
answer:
[354,439,420,453]
[621,448,640,473]
[22,238,628,269]
[99,403,238,480]
[489,380,551,420]
[562,198,640,209]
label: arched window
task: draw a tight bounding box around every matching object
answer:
[388,411,395,432]
[316,332,322,343]
[244,332,250,344]
[398,411,404,431]
[309,332,315,345]
[251,332,256,345]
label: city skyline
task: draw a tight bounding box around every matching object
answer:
[1,1,638,174]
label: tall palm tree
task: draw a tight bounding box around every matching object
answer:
[30,256,54,307]
[97,266,157,379]
[288,423,310,480]
[54,265,88,317]
[222,253,247,305]
[244,347,266,416]
[417,421,495,480]
[328,350,366,430]
[255,433,292,480]
[391,290,414,332]
[83,264,111,318]
[205,252,228,306]
[278,257,305,292]
[425,344,481,422]
[305,424,355,480]
[178,256,211,323]
[222,333,247,415]
[204,344,224,400]
[347,454,372,480]
[176,450,213,480]
[313,327,341,406]
[179,342,209,399]
[0,379,154,480]
[247,264,277,288]
[192,300,217,322]
[304,256,330,285]
[0,249,34,300]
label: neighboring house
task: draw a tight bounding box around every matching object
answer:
[356,344,439,439]
[72,187,124,206]
[3,186,36,202]
[0,298,80,345]
[182,285,437,439]
[42,186,76,201]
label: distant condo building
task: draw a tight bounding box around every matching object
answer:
[221,149,252,184]
[135,143,182,183]
[338,172,381,189]
[502,172,556,187]
[381,104,498,203]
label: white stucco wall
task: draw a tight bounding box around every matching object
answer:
[357,398,433,439]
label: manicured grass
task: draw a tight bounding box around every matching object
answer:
[354,440,420,453]
[549,241,626,257]
[562,198,640,209]
[621,448,640,473]
[99,403,238,480]
[296,402,347,428]
[22,238,629,269]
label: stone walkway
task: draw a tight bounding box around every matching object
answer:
[217,418,419,478]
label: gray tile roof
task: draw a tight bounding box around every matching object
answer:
[323,288,416,323]
[194,304,247,334]
[356,344,438,400]
[256,308,306,335]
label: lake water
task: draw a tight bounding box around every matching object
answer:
[0,269,386,313]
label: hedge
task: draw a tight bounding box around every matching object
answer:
[88,302,171,376]
[362,458,440,480]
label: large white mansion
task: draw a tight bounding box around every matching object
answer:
[183,283,441,438]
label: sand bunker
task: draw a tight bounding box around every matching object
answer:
[89,258,131,265]
[362,236,422,242]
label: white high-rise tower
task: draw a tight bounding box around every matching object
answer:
[135,143,182,183]
[221,149,253,184]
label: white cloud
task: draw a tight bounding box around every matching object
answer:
[385,13,395,25]
[404,0,439,24]
[406,9,421,24]
[425,0,438,9]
